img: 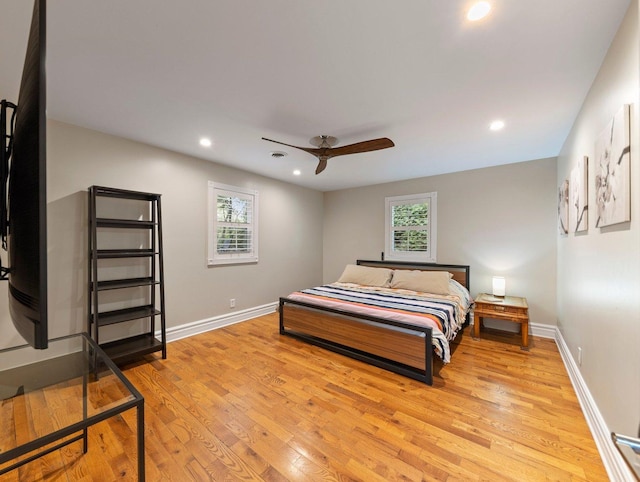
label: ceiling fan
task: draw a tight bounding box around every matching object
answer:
[262,135,395,175]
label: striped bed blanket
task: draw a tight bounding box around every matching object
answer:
[286,281,471,363]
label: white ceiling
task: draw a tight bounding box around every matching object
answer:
[1,0,631,191]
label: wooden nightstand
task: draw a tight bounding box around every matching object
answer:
[473,293,530,349]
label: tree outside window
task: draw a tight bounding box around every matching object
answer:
[208,182,258,265]
[385,192,437,262]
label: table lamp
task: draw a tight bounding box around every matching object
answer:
[492,276,506,297]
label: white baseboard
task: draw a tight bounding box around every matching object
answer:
[161,302,278,343]
[530,321,557,339]
[554,328,635,481]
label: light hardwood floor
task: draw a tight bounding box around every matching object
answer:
[4,313,608,481]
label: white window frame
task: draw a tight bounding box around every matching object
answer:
[208,181,259,266]
[384,192,437,262]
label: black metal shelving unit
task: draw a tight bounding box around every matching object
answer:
[88,186,167,364]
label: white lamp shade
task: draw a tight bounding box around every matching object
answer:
[492,276,506,296]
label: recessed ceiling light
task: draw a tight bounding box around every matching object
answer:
[293,169,301,176]
[199,137,212,147]
[490,120,505,131]
[467,1,491,21]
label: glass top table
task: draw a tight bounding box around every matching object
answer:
[0,332,144,480]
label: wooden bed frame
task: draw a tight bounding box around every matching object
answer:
[279,260,471,385]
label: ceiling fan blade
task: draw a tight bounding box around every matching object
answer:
[315,158,328,175]
[328,137,395,158]
[263,136,394,175]
[261,137,320,156]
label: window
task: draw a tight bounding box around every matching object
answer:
[208,182,258,265]
[384,192,437,262]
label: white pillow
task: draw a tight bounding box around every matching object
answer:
[389,270,451,295]
[337,264,393,287]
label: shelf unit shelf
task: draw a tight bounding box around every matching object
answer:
[88,185,167,364]
[97,249,155,259]
[94,305,162,327]
[96,218,156,229]
[93,277,159,291]
[100,333,164,361]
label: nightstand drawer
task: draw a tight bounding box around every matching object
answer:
[476,303,527,316]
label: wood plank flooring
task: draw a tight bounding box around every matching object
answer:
[2,313,608,481]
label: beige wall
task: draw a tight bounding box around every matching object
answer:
[323,158,558,328]
[557,0,640,435]
[0,120,324,348]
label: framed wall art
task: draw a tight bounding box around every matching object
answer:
[570,156,588,233]
[595,104,631,228]
[558,179,569,236]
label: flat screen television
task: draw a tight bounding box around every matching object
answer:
[1,0,48,349]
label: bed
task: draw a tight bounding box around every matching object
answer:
[279,260,472,385]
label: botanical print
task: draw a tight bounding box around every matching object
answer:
[570,156,588,233]
[595,105,631,227]
[558,179,569,236]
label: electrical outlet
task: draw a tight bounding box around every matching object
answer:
[578,347,582,366]
[230,298,236,308]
